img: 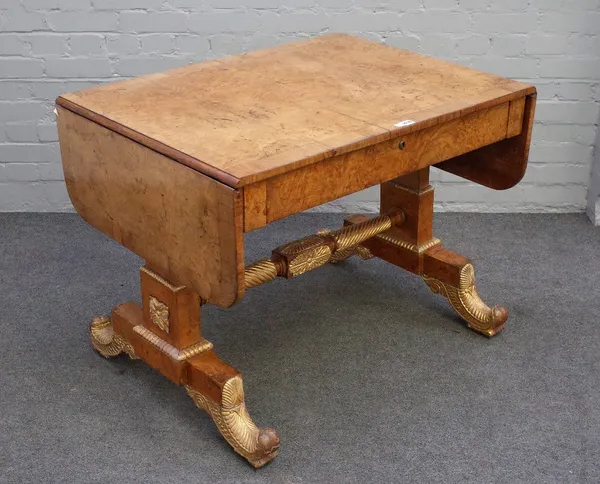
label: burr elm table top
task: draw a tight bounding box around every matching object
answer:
[57,33,535,188]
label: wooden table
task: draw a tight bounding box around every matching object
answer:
[56,34,536,467]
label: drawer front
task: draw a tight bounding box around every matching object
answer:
[245,100,514,229]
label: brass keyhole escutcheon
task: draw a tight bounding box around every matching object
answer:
[398,140,406,150]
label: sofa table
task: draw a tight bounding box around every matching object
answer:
[56,33,536,467]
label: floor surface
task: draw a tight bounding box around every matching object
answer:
[0,213,599,484]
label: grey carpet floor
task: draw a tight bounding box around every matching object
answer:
[0,213,599,484]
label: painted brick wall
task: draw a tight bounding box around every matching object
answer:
[0,0,599,212]
[586,111,600,224]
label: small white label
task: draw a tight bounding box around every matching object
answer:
[394,119,415,127]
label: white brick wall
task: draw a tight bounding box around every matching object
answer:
[0,0,599,212]
[586,112,600,224]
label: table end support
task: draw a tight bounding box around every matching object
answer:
[337,167,508,337]
[87,266,279,468]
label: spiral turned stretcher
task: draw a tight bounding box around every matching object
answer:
[244,211,405,289]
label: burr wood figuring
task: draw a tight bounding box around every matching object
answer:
[56,34,536,467]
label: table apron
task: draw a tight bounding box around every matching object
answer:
[243,99,522,230]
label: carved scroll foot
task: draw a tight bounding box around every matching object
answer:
[423,263,508,337]
[89,315,137,359]
[185,376,280,468]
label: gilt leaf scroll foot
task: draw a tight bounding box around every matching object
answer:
[89,316,137,359]
[423,263,508,337]
[185,376,280,468]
